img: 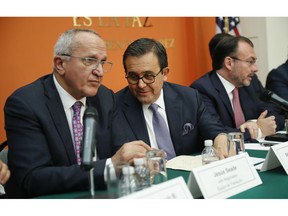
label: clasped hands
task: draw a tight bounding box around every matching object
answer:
[239,110,276,140]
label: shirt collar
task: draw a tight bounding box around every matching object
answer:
[216,72,236,94]
[53,74,86,112]
[143,88,165,110]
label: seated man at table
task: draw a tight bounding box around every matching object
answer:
[115,38,228,161]
[4,29,151,198]
[190,35,284,141]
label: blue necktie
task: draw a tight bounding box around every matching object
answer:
[149,103,176,160]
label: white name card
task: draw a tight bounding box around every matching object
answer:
[261,141,288,174]
[187,152,262,199]
[120,176,193,199]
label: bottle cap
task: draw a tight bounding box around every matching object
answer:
[204,139,213,147]
[133,158,145,166]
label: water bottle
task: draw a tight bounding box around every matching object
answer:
[201,139,219,165]
[133,158,151,190]
[118,166,139,197]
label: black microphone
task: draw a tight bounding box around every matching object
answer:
[81,106,98,171]
[261,89,288,112]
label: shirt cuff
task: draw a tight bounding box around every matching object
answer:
[0,184,5,195]
[103,158,112,183]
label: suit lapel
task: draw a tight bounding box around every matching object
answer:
[123,92,150,145]
[163,83,183,154]
[43,75,76,164]
[211,73,234,119]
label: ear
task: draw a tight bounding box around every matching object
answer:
[224,56,233,71]
[53,56,65,75]
[162,67,170,81]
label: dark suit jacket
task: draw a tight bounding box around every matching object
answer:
[116,82,226,155]
[4,74,126,198]
[190,71,285,140]
[266,60,288,101]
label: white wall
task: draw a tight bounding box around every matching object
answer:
[240,17,288,86]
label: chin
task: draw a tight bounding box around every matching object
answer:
[137,95,152,105]
[86,89,99,97]
[243,80,251,87]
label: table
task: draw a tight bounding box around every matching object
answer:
[37,149,288,199]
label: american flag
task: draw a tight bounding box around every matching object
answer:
[216,17,241,36]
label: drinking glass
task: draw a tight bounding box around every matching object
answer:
[227,132,245,157]
[146,149,167,185]
[106,162,129,198]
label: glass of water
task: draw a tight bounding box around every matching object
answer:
[146,149,167,185]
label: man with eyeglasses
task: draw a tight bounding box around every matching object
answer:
[116,38,228,160]
[4,29,151,198]
[191,35,284,141]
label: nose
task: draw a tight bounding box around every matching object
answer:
[92,64,104,76]
[252,63,258,73]
[137,78,147,88]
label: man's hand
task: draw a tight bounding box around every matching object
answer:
[111,140,151,166]
[239,121,259,139]
[213,133,228,159]
[238,110,276,139]
[0,160,10,185]
[256,110,276,137]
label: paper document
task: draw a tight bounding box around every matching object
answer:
[250,156,265,165]
[254,162,264,170]
[166,155,202,171]
[244,143,270,151]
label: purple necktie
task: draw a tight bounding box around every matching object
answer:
[72,101,83,165]
[232,88,245,128]
[149,103,176,160]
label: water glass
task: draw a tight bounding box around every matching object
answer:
[146,149,167,185]
[227,132,245,157]
[105,162,129,198]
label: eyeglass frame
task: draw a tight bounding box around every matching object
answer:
[60,54,113,72]
[125,68,164,85]
[229,56,257,66]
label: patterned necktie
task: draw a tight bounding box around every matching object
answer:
[232,88,245,128]
[72,101,83,165]
[149,103,176,160]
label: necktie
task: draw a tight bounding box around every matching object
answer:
[72,101,83,165]
[149,103,176,160]
[232,88,245,128]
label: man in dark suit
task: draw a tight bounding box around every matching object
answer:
[266,59,288,101]
[116,38,227,160]
[191,35,284,141]
[4,29,151,198]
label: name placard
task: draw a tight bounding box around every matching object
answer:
[120,176,193,199]
[261,141,288,174]
[187,152,262,199]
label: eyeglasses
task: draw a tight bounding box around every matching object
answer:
[61,54,113,72]
[230,56,257,66]
[125,69,163,85]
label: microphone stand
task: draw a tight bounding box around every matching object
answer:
[89,167,95,198]
[285,112,288,134]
